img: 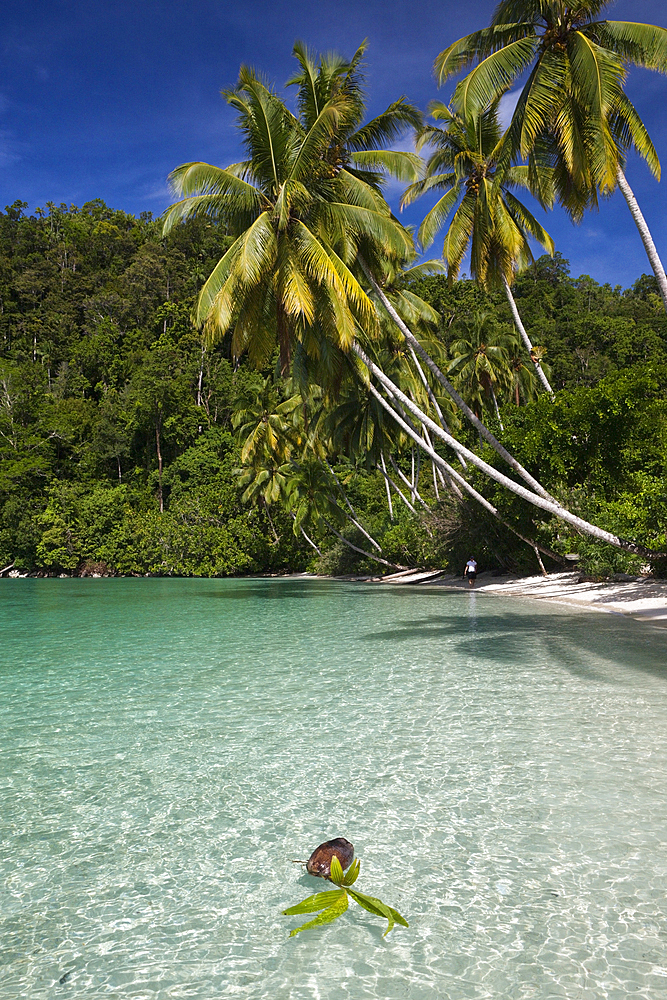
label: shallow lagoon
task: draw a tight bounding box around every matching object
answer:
[1,577,667,999]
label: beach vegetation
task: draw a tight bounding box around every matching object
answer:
[1,18,667,579]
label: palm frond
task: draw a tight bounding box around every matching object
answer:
[393,288,441,326]
[442,193,476,282]
[333,170,391,213]
[290,96,352,183]
[417,187,461,249]
[287,40,322,125]
[450,37,540,119]
[589,20,667,72]
[516,49,567,158]
[608,89,661,179]
[321,203,413,258]
[400,173,456,209]
[347,99,422,151]
[434,23,535,82]
[225,71,293,189]
[400,259,448,280]
[293,221,377,338]
[427,101,457,124]
[162,164,266,233]
[569,31,626,119]
[350,150,423,182]
[196,210,275,326]
[502,190,554,254]
[278,244,316,324]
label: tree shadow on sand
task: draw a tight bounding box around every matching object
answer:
[360,603,667,683]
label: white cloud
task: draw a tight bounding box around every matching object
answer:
[142,181,171,202]
[0,92,19,167]
[0,129,20,168]
[498,88,521,129]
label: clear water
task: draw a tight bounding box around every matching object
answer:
[1,578,667,1000]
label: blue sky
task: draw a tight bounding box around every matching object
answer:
[1,0,665,288]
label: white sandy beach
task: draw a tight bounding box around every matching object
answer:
[371,567,667,630]
[422,570,667,630]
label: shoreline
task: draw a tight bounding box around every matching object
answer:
[419,570,667,630]
[323,568,667,631]
[4,568,667,631]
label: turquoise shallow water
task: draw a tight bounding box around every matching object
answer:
[1,578,667,1000]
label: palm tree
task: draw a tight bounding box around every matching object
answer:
[164,46,665,563]
[164,43,563,506]
[287,40,423,189]
[235,456,292,543]
[401,100,555,394]
[231,377,302,466]
[162,66,411,379]
[354,337,667,559]
[324,338,451,515]
[507,348,540,405]
[435,1,667,308]
[447,311,516,428]
[286,458,404,570]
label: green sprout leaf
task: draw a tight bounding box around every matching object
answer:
[347,888,409,936]
[342,858,361,886]
[329,855,344,884]
[287,890,349,937]
[283,889,345,916]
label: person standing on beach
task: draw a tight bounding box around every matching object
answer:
[464,558,477,587]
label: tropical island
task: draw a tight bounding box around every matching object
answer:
[1,5,666,588]
[3,6,667,999]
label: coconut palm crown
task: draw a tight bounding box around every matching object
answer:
[435,1,667,218]
[402,100,554,287]
[162,46,420,379]
[402,100,555,394]
[287,40,423,189]
[447,310,517,421]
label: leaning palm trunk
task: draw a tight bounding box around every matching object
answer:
[342,510,383,551]
[387,379,463,503]
[356,342,665,560]
[321,517,405,570]
[368,384,491,511]
[360,261,557,503]
[533,546,548,576]
[501,275,554,397]
[421,424,463,499]
[616,167,667,313]
[380,451,394,521]
[367,382,565,567]
[388,454,430,511]
[325,460,364,523]
[490,385,504,430]
[408,347,468,469]
[378,463,419,515]
[290,512,322,556]
[261,498,280,543]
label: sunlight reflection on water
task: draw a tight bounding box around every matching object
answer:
[1,578,666,999]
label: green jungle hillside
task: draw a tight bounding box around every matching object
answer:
[1,199,666,579]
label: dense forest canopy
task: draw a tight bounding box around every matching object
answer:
[3,7,667,579]
[1,198,665,579]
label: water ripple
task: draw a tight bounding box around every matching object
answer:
[1,578,666,999]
